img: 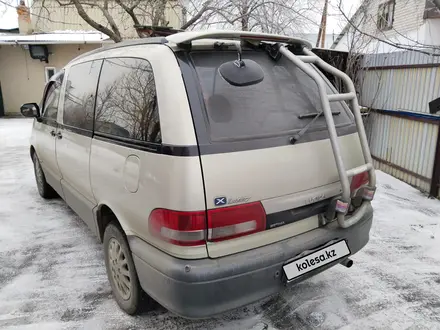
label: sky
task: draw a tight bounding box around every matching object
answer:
[1,0,362,33]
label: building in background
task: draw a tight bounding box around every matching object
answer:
[0,0,182,116]
[330,0,440,198]
[331,0,440,53]
[299,33,336,49]
[30,0,182,38]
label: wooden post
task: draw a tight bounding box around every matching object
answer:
[316,0,328,48]
[429,122,440,198]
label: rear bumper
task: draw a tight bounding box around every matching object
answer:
[129,204,373,319]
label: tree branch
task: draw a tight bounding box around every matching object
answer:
[69,0,122,42]
[100,0,122,39]
[114,0,143,38]
[337,0,440,56]
[180,0,212,30]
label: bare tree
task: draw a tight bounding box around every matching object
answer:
[192,0,322,34]
[28,0,219,42]
[25,0,325,41]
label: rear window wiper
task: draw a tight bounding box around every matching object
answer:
[298,111,340,119]
[290,111,340,144]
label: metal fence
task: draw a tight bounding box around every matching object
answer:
[360,51,440,114]
[365,111,439,195]
[358,51,440,197]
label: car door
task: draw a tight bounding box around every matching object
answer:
[56,60,102,235]
[34,72,64,196]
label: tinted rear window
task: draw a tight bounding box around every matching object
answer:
[191,51,352,141]
[94,57,161,143]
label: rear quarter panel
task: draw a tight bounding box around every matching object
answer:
[86,44,207,259]
[90,140,207,259]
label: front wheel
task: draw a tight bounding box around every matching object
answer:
[103,222,144,315]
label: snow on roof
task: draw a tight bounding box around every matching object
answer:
[0,31,111,45]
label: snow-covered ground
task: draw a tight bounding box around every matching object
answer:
[1,118,440,330]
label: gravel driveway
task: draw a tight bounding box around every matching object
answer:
[1,118,440,330]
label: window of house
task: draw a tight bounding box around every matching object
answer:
[377,1,395,31]
[63,60,102,131]
[42,71,64,121]
[45,67,56,82]
[94,57,161,144]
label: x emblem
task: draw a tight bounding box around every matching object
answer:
[214,197,227,206]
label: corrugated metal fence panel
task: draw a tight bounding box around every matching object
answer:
[366,112,438,192]
[360,66,440,114]
[362,50,440,67]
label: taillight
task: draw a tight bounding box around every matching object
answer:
[350,171,369,193]
[149,209,206,246]
[149,202,267,246]
[350,171,375,205]
[207,202,266,242]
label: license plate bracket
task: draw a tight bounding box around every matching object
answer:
[283,240,351,282]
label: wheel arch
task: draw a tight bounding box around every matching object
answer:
[95,203,129,243]
[30,145,36,161]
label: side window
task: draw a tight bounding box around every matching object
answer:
[95,57,161,143]
[42,72,64,121]
[63,60,102,131]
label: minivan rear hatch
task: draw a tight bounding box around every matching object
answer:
[177,46,365,258]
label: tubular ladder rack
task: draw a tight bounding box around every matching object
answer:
[279,46,376,228]
[169,31,376,228]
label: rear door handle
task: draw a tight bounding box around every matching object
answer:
[50,130,56,137]
[56,132,62,139]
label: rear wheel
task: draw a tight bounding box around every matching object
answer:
[103,222,147,315]
[32,154,57,199]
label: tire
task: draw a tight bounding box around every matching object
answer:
[32,153,57,199]
[103,222,146,315]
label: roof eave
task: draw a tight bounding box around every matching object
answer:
[0,40,109,45]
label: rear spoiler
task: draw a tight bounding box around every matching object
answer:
[166,30,313,49]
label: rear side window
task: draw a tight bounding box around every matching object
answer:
[63,60,102,131]
[94,57,161,144]
[190,51,352,141]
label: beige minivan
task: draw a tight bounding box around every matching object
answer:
[21,30,375,319]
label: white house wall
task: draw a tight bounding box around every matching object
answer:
[334,0,433,53]
[359,0,425,36]
[30,1,182,38]
[0,44,98,115]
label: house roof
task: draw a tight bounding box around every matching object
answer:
[0,31,110,45]
[330,3,367,49]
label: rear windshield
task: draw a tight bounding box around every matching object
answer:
[190,50,353,142]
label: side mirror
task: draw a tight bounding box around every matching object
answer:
[20,103,40,118]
